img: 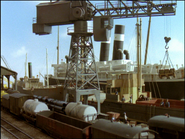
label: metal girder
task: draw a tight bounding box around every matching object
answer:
[64,33,100,91]
[33,1,177,35]
[87,1,177,19]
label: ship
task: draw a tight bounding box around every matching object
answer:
[45,13,184,101]
[47,59,184,100]
[46,25,184,101]
[12,61,64,100]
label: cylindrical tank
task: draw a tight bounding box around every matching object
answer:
[28,62,32,78]
[99,38,111,61]
[37,96,43,101]
[23,99,50,116]
[65,102,97,122]
[112,25,125,60]
[53,100,67,107]
[33,95,38,99]
[47,98,55,103]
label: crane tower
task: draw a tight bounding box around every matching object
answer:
[33,0,177,114]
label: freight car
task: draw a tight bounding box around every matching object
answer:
[36,111,157,139]
[1,93,50,123]
[2,93,33,116]
[1,94,10,109]
[36,111,92,139]
[21,98,50,123]
[1,89,19,102]
[1,90,8,102]
[148,115,184,139]
[33,95,98,122]
[91,119,157,139]
[4,93,181,139]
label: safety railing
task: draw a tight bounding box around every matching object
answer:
[67,26,93,34]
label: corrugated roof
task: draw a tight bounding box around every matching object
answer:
[9,93,32,98]
[148,115,184,132]
[1,66,17,76]
[91,119,150,138]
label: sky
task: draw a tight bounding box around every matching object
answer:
[1,1,184,83]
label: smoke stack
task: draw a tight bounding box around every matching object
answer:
[123,50,129,60]
[99,38,111,61]
[28,62,32,78]
[112,25,125,60]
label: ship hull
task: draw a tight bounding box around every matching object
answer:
[144,80,184,100]
[48,76,184,100]
[17,85,64,100]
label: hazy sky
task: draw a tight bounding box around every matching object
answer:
[1,1,184,82]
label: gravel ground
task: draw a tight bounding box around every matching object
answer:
[1,110,54,139]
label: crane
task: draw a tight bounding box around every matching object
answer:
[32,0,177,114]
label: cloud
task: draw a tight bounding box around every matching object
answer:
[12,46,27,57]
[168,39,184,52]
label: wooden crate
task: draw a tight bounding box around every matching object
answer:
[112,79,122,87]
[106,112,120,121]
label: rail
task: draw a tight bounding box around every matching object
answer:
[1,117,34,139]
[67,26,93,34]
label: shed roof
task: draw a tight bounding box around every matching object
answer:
[9,93,32,98]
[91,119,151,138]
[1,66,17,76]
[148,115,184,132]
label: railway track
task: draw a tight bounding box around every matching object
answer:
[1,117,34,139]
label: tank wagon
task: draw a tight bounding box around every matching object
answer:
[1,93,50,123]
[148,115,184,139]
[33,95,98,122]
[21,98,50,123]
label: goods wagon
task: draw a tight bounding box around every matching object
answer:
[36,111,92,139]
[2,94,10,109]
[91,119,157,139]
[9,93,33,116]
[148,115,184,139]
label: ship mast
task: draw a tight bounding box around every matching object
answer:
[57,26,59,65]
[136,17,142,98]
[144,16,151,65]
[25,53,27,77]
[46,48,49,87]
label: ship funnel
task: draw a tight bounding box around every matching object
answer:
[99,37,111,61]
[112,25,125,60]
[123,50,129,60]
[28,62,32,78]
